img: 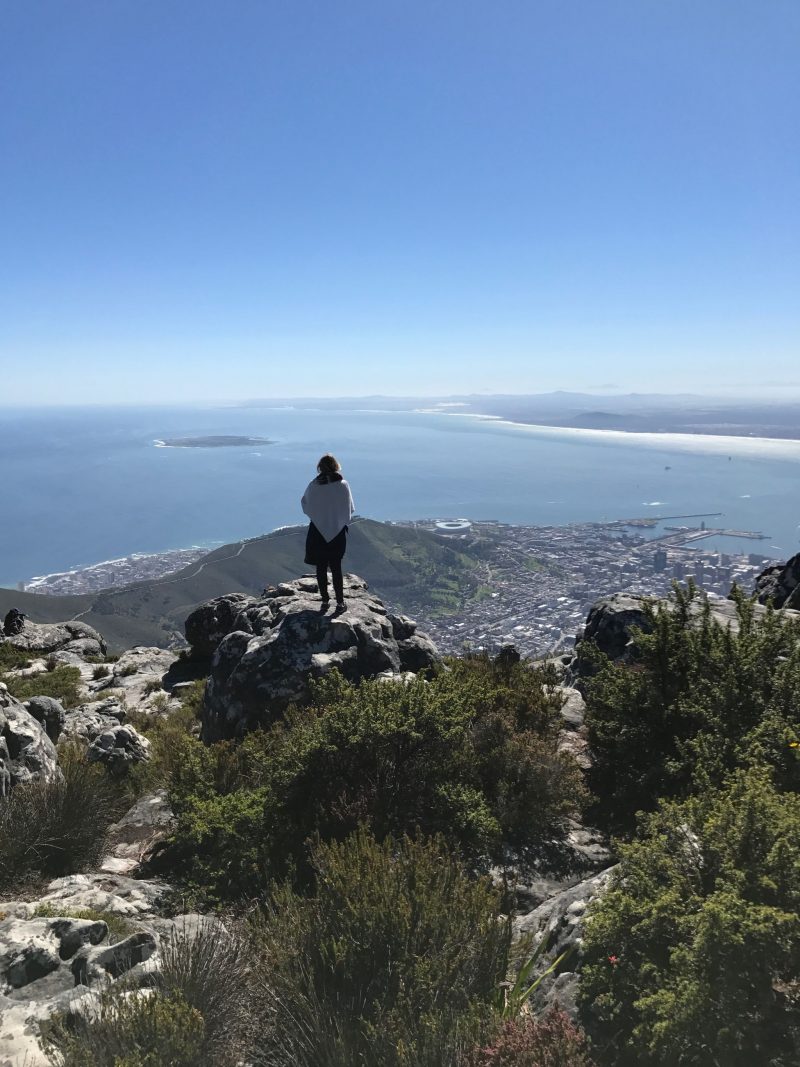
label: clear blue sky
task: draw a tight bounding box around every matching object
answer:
[1,1,798,403]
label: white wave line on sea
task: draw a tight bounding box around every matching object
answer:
[422,411,800,461]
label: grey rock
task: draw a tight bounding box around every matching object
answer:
[23,696,66,743]
[0,876,172,1067]
[573,593,653,675]
[514,865,617,1019]
[87,724,150,776]
[558,687,586,730]
[72,931,157,985]
[754,552,800,610]
[100,791,174,875]
[185,592,260,658]
[0,620,106,660]
[61,697,127,745]
[0,685,59,795]
[89,647,179,713]
[201,575,440,740]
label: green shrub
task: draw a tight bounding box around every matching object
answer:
[92,664,111,680]
[0,743,128,891]
[2,665,83,708]
[579,767,800,1066]
[45,991,205,1067]
[466,1008,596,1066]
[0,642,32,671]
[156,659,584,901]
[252,828,510,1067]
[584,584,800,828]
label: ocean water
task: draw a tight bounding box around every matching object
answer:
[1,404,799,587]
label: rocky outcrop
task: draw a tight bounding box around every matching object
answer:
[0,685,58,796]
[573,593,653,674]
[754,552,800,610]
[0,620,106,661]
[86,724,150,776]
[60,697,150,775]
[200,576,440,740]
[185,593,256,659]
[100,791,174,876]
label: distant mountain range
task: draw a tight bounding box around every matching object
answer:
[0,520,478,652]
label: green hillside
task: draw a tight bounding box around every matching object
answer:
[0,520,477,651]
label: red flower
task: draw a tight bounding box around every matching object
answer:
[608,954,619,965]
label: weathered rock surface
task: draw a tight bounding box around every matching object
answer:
[23,697,65,743]
[0,873,174,1067]
[100,791,174,876]
[88,646,181,712]
[59,697,150,774]
[754,552,800,610]
[0,621,106,661]
[0,686,58,796]
[87,724,150,775]
[61,696,127,745]
[200,575,440,739]
[514,865,617,1019]
[185,592,256,659]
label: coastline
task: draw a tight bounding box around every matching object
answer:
[22,545,215,595]
[415,410,800,461]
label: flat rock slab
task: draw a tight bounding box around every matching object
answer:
[1,621,106,661]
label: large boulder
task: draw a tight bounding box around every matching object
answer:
[754,552,800,610]
[574,593,653,673]
[60,697,150,776]
[23,696,65,743]
[0,685,58,796]
[0,620,106,660]
[201,575,440,740]
[185,593,257,659]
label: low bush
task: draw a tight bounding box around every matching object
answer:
[584,584,800,828]
[45,991,205,1067]
[0,642,32,670]
[252,827,510,1067]
[157,657,584,901]
[3,665,83,708]
[0,743,128,891]
[91,664,110,680]
[466,1008,596,1066]
[579,766,800,1066]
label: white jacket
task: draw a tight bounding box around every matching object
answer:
[301,477,355,542]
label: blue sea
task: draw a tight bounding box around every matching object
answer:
[1,404,799,588]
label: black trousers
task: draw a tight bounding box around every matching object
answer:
[316,560,344,602]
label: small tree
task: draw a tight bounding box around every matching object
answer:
[579,766,800,1066]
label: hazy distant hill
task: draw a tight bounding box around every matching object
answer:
[0,519,477,652]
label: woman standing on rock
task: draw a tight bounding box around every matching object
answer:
[301,454,355,610]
